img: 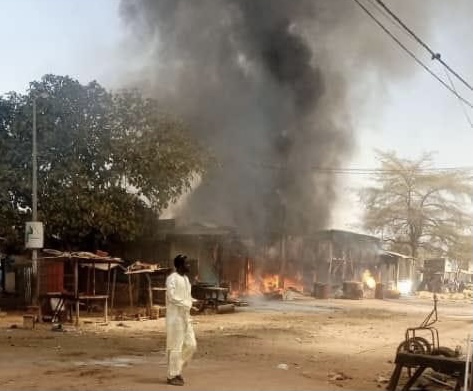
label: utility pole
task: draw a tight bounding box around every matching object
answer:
[28,93,47,320]
[32,97,39,309]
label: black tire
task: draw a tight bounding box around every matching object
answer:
[432,346,457,357]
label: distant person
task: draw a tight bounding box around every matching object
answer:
[166,255,197,386]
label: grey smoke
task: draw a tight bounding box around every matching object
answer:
[119,0,435,240]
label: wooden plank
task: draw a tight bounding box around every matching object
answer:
[395,353,467,376]
[401,366,426,391]
[387,364,402,391]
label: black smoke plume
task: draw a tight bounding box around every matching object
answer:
[119,0,432,241]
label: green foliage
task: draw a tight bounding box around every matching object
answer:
[0,75,208,250]
[360,150,472,260]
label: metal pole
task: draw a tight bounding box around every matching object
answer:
[32,98,39,307]
[31,97,42,323]
[464,334,471,391]
[32,98,37,223]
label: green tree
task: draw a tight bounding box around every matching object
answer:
[0,93,30,251]
[360,151,472,258]
[0,75,208,250]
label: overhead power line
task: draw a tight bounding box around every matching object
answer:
[352,0,473,110]
[373,0,473,93]
[441,65,473,128]
[248,162,473,175]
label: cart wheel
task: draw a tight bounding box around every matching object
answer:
[397,337,431,378]
[397,336,431,355]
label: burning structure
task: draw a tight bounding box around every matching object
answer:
[308,230,381,287]
[379,250,416,295]
[114,219,250,294]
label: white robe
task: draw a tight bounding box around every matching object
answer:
[166,272,197,378]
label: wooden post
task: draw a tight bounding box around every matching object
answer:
[145,273,153,317]
[395,259,400,290]
[328,239,333,284]
[386,364,402,391]
[104,297,108,323]
[37,259,42,323]
[86,266,91,295]
[92,261,96,296]
[106,263,111,319]
[106,263,111,296]
[128,273,133,308]
[74,259,79,326]
[402,366,426,390]
[111,268,117,311]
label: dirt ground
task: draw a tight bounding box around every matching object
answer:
[0,296,471,390]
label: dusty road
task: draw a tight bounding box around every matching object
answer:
[0,296,471,390]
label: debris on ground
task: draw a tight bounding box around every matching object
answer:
[376,375,389,384]
[328,371,352,381]
[51,324,64,332]
[277,363,289,370]
[114,310,153,321]
[227,298,249,307]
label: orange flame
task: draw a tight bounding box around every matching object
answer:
[247,272,304,295]
[362,270,376,290]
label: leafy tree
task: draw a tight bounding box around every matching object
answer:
[0,75,208,250]
[360,151,472,259]
[0,93,30,252]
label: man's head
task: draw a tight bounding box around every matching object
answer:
[174,254,190,275]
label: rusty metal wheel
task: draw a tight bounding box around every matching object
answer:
[397,337,431,378]
[397,336,431,355]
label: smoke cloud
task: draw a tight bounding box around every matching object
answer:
[119,0,435,241]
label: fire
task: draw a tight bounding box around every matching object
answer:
[362,270,376,290]
[247,272,304,295]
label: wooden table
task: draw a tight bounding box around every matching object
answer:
[76,294,109,325]
[40,292,108,325]
[192,286,229,310]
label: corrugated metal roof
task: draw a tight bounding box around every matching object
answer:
[382,250,413,259]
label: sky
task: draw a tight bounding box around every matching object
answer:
[1,0,472,231]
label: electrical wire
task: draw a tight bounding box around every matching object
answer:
[441,65,473,128]
[373,0,473,93]
[352,0,473,110]
[245,161,473,175]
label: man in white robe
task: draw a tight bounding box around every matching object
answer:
[166,255,197,386]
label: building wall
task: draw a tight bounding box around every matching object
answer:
[308,231,381,285]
